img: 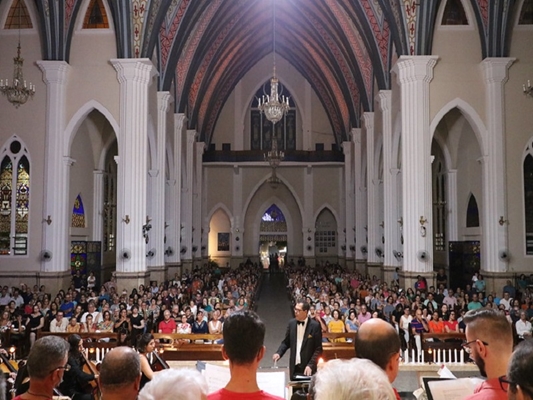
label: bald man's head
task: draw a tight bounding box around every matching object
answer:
[100,347,141,391]
[354,318,401,382]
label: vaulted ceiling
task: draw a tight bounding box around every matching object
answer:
[13,0,523,144]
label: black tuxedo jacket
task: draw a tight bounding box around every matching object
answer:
[276,317,323,379]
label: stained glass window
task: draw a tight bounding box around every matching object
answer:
[4,0,32,29]
[466,194,479,228]
[251,83,296,151]
[72,194,86,228]
[441,0,468,25]
[0,157,13,255]
[83,0,109,29]
[0,137,30,256]
[519,0,533,25]
[260,204,287,232]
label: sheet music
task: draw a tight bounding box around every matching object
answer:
[427,378,484,400]
[203,363,285,398]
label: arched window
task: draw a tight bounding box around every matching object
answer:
[519,0,533,25]
[260,204,287,232]
[315,208,337,254]
[4,0,32,29]
[251,82,296,151]
[524,151,533,255]
[466,194,479,228]
[83,0,109,29]
[0,136,30,255]
[441,0,468,25]
[72,194,86,228]
[433,161,446,251]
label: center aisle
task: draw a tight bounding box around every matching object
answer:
[254,271,293,369]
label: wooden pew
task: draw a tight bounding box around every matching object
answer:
[420,332,465,351]
[152,333,224,361]
[321,332,356,360]
[37,332,120,362]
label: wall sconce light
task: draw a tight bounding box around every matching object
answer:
[379,221,384,228]
[419,216,427,226]
[43,215,52,225]
[235,228,240,233]
[524,80,533,97]
[397,217,403,227]
[308,228,312,233]
[123,215,130,224]
[499,216,508,226]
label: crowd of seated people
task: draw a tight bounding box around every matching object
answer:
[0,261,263,356]
[284,261,533,352]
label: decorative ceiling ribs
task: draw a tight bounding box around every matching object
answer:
[24,0,521,143]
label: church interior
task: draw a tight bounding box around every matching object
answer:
[0,0,532,295]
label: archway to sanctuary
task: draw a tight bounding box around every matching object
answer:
[432,105,483,289]
[259,204,287,272]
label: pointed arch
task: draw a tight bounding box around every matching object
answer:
[64,100,120,156]
[466,193,480,227]
[206,203,233,225]
[430,98,487,156]
[72,193,86,228]
[4,0,32,29]
[313,203,340,227]
[82,0,109,29]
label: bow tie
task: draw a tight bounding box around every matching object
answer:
[297,320,305,326]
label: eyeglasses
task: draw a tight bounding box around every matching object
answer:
[50,363,71,374]
[294,308,303,313]
[461,339,489,354]
[498,376,513,392]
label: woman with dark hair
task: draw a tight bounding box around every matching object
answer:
[59,334,97,400]
[130,305,145,346]
[137,333,158,389]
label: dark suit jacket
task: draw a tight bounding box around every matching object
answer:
[276,317,322,379]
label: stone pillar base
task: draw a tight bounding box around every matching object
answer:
[344,258,355,271]
[400,271,435,293]
[481,270,514,296]
[166,263,182,281]
[355,260,366,274]
[181,260,193,274]
[115,271,150,293]
[148,265,168,285]
[383,265,398,286]
[367,263,383,281]
[230,257,245,268]
[39,270,73,296]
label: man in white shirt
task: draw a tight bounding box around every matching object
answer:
[515,311,532,340]
[0,288,11,306]
[49,311,69,332]
[443,289,458,308]
[499,291,512,311]
[80,301,102,324]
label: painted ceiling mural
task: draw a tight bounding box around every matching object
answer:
[20,0,521,144]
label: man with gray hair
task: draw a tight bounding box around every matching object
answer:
[12,336,69,400]
[311,358,396,400]
[99,347,141,400]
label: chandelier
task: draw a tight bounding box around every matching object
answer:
[257,0,289,124]
[0,2,36,108]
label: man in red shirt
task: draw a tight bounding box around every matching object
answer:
[208,311,283,400]
[462,308,513,400]
[158,310,176,334]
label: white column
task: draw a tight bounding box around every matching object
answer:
[166,113,185,264]
[110,58,156,273]
[36,61,71,273]
[353,128,367,260]
[392,56,438,273]
[447,170,458,241]
[364,112,381,263]
[181,130,197,261]
[147,91,172,268]
[193,142,204,258]
[342,140,355,259]
[378,90,401,267]
[92,169,104,241]
[481,58,515,272]
[232,166,243,256]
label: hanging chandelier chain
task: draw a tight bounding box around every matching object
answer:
[0,0,36,108]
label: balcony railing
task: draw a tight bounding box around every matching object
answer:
[203,149,344,163]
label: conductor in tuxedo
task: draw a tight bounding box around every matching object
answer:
[272,300,322,380]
